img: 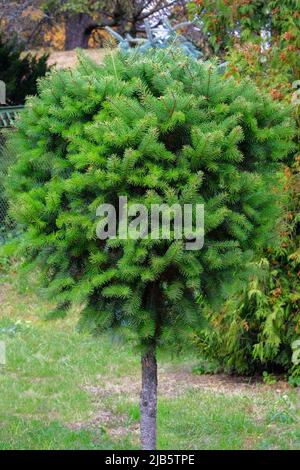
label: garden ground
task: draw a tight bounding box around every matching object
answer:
[27,48,109,69]
[0,267,299,450]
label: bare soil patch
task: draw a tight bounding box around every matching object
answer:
[28,48,109,69]
[72,365,292,439]
[0,283,10,305]
[85,368,291,401]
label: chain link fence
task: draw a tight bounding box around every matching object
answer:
[0,107,22,243]
[0,128,15,242]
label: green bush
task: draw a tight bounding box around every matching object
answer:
[7,49,295,333]
[0,34,49,105]
[0,34,50,241]
[196,157,300,376]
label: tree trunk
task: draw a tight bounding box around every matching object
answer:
[140,345,157,450]
[64,13,96,50]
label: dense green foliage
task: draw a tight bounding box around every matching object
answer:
[0,33,48,242]
[0,34,49,105]
[7,50,294,352]
[196,155,300,377]
[188,0,300,377]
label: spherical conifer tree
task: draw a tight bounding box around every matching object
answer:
[7,50,295,449]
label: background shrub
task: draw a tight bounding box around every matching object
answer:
[0,34,50,106]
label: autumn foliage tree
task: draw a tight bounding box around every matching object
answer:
[42,0,180,49]
[188,0,300,99]
[1,1,182,50]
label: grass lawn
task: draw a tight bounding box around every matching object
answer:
[0,267,299,450]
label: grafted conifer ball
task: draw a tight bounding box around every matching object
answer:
[8,49,294,344]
